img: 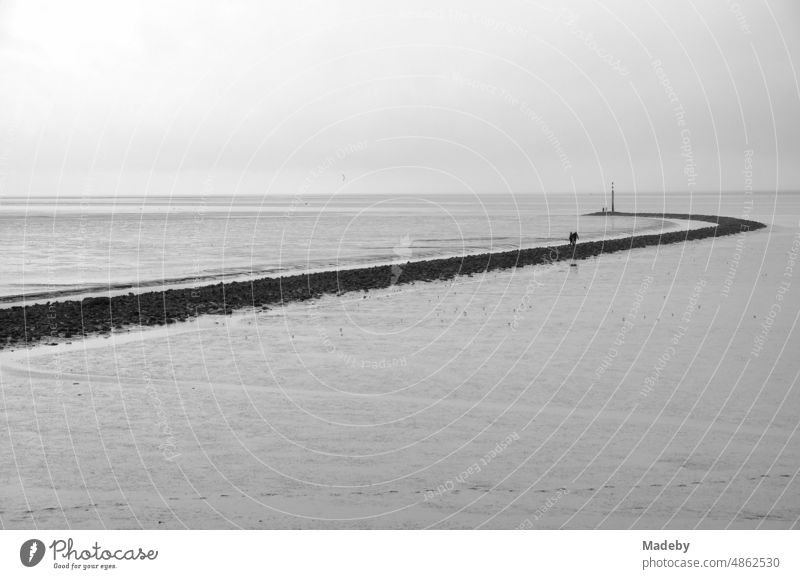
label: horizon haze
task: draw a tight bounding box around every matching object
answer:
[1,1,798,199]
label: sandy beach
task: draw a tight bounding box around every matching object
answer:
[1,211,796,529]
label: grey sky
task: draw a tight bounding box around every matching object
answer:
[1,0,798,197]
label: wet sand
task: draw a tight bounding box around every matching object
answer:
[1,210,795,529]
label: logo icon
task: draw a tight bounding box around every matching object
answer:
[20,539,46,567]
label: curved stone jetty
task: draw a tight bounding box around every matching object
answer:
[0,212,765,349]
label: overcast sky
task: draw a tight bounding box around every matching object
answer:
[1,0,798,197]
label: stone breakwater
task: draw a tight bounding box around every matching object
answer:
[0,213,765,350]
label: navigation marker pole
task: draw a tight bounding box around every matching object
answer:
[611,181,615,214]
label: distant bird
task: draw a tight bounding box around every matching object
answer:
[342,174,346,181]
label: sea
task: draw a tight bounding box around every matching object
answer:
[0,191,791,303]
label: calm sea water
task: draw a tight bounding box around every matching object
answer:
[0,191,790,302]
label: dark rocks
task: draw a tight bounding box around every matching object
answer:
[82,296,111,307]
[0,212,766,350]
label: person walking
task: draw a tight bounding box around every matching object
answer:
[568,231,578,247]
